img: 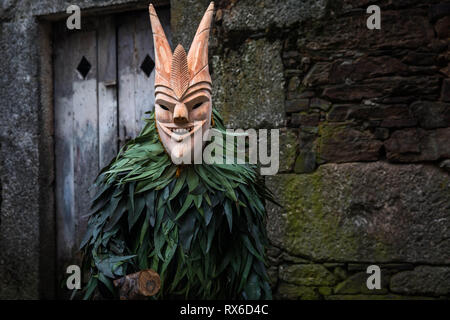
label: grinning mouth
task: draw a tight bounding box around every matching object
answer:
[158,120,206,142]
[170,127,194,135]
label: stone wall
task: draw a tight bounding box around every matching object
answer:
[205,0,450,299]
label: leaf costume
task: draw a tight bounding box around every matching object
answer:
[79,2,275,300]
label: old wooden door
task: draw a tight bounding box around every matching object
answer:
[53,8,171,295]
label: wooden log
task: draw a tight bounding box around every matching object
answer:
[113,269,161,300]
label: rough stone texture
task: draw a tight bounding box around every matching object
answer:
[316,124,383,163]
[0,17,41,300]
[212,39,285,129]
[279,264,337,286]
[385,127,450,162]
[220,0,327,32]
[217,0,450,300]
[266,162,450,264]
[276,283,321,300]
[278,128,297,173]
[390,266,450,296]
[410,101,450,129]
[170,0,211,50]
[334,271,389,295]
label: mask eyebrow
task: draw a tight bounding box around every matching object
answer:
[182,82,211,98]
[183,92,209,107]
[155,93,177,107]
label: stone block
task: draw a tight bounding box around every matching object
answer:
[279,264,338,287]
[276,283,321,300]
[410,101,450,129]
[265,162,450,264]
[385,127,450,162]
[221,0,327,31]
[294,151,316,173]
[286,99,309,113]
[390,266,450,296]
[334,272,389,294]
[212,39,285,128]
[278,128,298,172]
[316,124,382,163]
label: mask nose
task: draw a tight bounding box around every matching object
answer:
[173,102,189,123]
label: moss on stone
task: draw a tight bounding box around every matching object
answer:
[279,129,298,172]
[212,39,285,129]
[277,282,321,300]
[334,272,389,295]
[279,264,338,286]
[318,287,333,296]
[294,151,316,173]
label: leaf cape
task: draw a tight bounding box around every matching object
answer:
[79,109,275,300]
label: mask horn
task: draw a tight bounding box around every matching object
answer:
[149,4,172,88]
[187,2,214,86]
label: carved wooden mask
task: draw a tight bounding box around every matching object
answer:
[149,2,214,164]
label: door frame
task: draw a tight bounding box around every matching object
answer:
[36,0,170,299]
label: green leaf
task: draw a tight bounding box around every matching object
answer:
[238,253,253,292]
[179,210,197,251]
[242,235,263,261]
[193,194,203,209]
[104,200,127,232]
[224,200,233,233]
[175,194,194,220]
[139,216,149,245]
[83,277,98,300]
[98,273,115,294]
[128,195,145,230]
[169,169,186,200]
[206,217,215,253]
[186,167,199,192]
[243,273,261,300]
[145,191,156,226]
[128,182,135,213]
[96,254,136,278]
[79,222,95,249]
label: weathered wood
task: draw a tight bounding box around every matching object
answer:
[118,8,171,144]
[98,16,118,168]
[72,30,99,254]
[113,269,161,300]
[118,13,137,146]
[54,23,76,286]
[53,10,171,298]
[134,11,156,134]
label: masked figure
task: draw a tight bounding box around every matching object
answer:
[151,3,213,164]
[80,2,274,300]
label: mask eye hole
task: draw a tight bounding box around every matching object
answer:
[159,104,169,111]
[193,102,202,110]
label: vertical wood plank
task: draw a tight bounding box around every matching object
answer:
[118,8,172,140]
[54,23,76,283]
[98,16,118,168]
[118,14,137,146]
[71,30,99,256]
[134,11,156,134]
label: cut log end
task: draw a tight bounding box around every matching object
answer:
[113,269,161,300]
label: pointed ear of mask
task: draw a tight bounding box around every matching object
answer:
[187,2,214,87]
[149,4,172,89]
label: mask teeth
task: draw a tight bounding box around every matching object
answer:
[170,127,193,134]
